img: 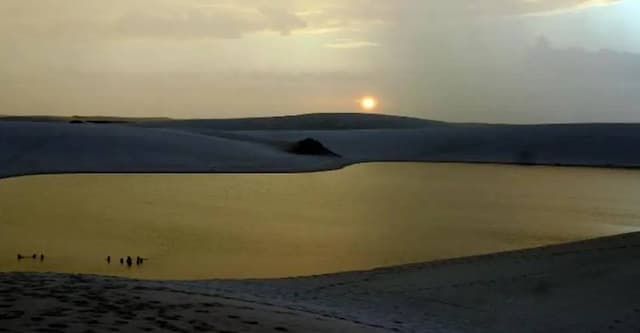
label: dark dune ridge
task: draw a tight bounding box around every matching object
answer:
[2,113,640,179]
[0,113,442,130]
[287,138,341,157]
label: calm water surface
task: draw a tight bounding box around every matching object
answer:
[1,163,639,279]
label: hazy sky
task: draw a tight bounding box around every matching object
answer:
[1,0,639,122]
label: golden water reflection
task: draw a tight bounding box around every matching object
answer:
[1,163,639,279]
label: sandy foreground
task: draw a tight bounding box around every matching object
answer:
[1,232,640,332]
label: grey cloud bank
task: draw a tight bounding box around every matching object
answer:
[0,0,637,123]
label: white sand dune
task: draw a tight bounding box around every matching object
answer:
[3,113,640,332]
[3,113,640,178]
[0,119,343,178]
[2,232,640,332]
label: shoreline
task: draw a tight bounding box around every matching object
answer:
[2,232,640,332]
[3,231,629,283]
[2,159,640,182]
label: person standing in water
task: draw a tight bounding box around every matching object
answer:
[106,256,111,264]
[40,254,44,261]
[126,256,132,267]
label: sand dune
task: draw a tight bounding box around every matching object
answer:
[2,232,640,332]
[3,113,640,179]
[0,120,342,178]
[3,113,640,331]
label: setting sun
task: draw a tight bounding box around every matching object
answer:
[359,96,378,111]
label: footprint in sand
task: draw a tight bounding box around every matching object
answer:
[48,323,69,329]
[162,314,182,320]
[73,300,90,307]
[0,310,24,320]
[191,321,217,330]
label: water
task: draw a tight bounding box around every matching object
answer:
[1,163,639,279]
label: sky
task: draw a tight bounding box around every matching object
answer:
[0,0,639,123]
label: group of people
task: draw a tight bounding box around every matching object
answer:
[16,253,149,268]
[106,255,147,267]
[17,253,44,261]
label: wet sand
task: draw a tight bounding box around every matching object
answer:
[2,232,640,332]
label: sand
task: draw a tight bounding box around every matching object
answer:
[4,113,640,179]
[3,113,640,331]
[2,232,640,332]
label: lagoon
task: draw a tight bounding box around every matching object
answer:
[1,163,639,279]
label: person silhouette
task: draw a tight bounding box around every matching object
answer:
[106,256,111,264]
[32,254,36,259]
[126,256,132,267]
[17,254,23,260]
[120,258,124,264]
[40,254,44,261]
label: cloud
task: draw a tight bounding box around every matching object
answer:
[325,39,379,49]
[115,7,306,39]
[0,1,623,42]
[521,0,621,16]
[471,0,621,16]
[259,7,307,36]
[307,0,623,25]
[0,0,636,123]
[115,10,256,39]
[528,37,640,80]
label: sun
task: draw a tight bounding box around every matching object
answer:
[359,96,378,111]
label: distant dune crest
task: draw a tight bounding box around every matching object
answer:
[2,112,640,179]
